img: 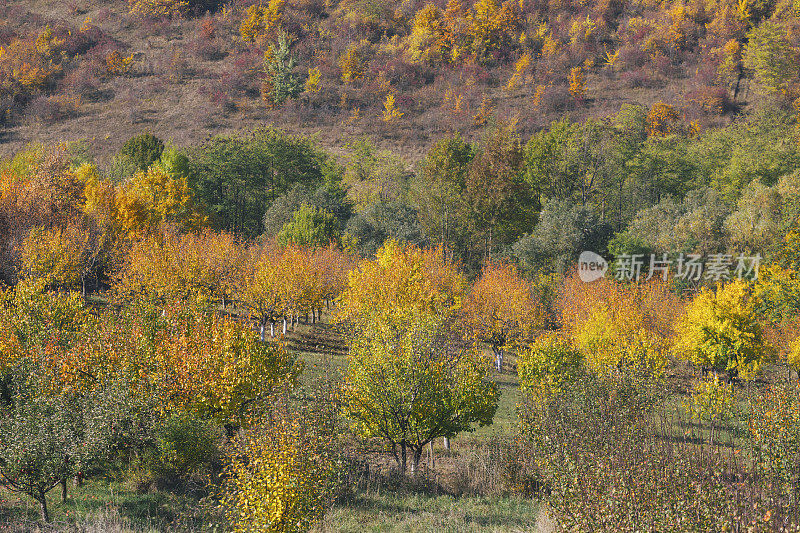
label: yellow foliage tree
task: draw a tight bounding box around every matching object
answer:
[505,53,531,90]
[568,66,587,99]
[381,93,403,122]
[19,225,86,291]
[116,165,207,236]
[646,101,681,137]
[240,0,285,43]
[560,275,678,378]
[406,4,449,64]
[673,280,775,380]
[337,241,496,474]
[339,44,365,83]
[304,67,321,93]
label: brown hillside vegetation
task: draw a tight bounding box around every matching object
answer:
[0,0,782,161]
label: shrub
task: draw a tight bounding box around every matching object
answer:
[105,49,134,76]
[128,0,189,18]
[645,101,681,137]
[519,370,792,531]
[25,94,81,124]
[683,374,736,445]
[339,43,366,84]
[517,334,583,400]
[119,132,165,171]
[568,66,586,99]
[749,381,800,504]
[153,411,221,478]
[221,396,338,533]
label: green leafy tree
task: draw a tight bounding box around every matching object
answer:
[0,393,87,522]
[743,21,797,95]
[277,203,340,248]
[120,133,165,171]
[264,32,301,106]
[188,129,329,237]
[411,133,473,252]
[342,317,497,474]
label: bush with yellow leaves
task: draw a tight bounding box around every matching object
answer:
[128,0,189,18]
[568,66,586,100]
[381,93,403,122]
[221,396,338,533]
[684,374,735,446]
[517,333,583,401]
[339,43,366,84]
[240,0,284,43]
[105,50,135,77]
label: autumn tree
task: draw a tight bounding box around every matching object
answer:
[117,165,207,236]
[462,261,544,371]
[240,0,284,43]
[559,274,678,378]
[336,241,497,473]
[674,279,775,380]
[18,225,89,292]
[406,4,449,64]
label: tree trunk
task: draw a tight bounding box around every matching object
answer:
[260,323,265,342]
[270,322,275,338]
[412,447,423,475]
[38,492,49,522]
[283,318,287,335]
[493,346,503,372]
[61,478,67,502]
[709,419,715,447]
[443,436,450,450]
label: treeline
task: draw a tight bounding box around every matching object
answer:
[2,103,800,289]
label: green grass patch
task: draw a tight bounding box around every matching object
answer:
[315,492,540,532]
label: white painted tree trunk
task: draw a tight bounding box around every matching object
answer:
[443,437,450,450]
[270,322,274,338]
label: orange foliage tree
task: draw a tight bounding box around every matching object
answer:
[462,261,544,371]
